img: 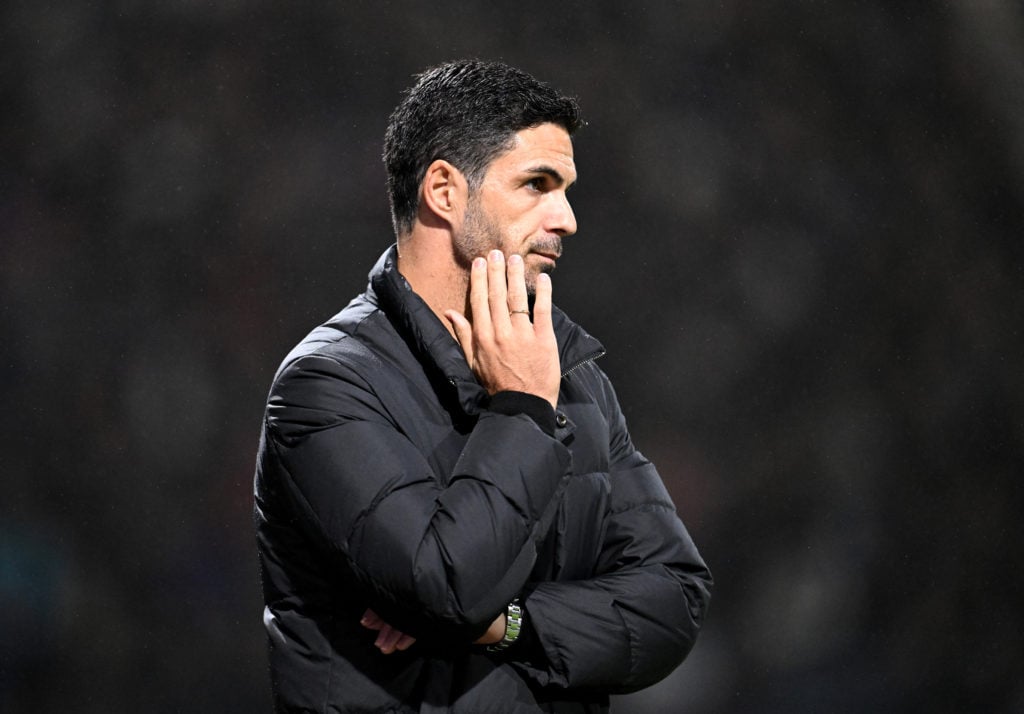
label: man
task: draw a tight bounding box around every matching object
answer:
[254,59,712,713]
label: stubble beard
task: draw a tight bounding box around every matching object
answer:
[455,201,556,297]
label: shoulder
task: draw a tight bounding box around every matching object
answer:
[265,296,399,434]
[272,290,410,386]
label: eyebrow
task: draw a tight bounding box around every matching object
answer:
[524,165,577,189]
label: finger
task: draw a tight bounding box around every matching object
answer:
[467,256,492,339]
[395,633,417,651]
[360,609,383,630]
[444,309,475,366]
[375,624,404,654]
[532,272,554,334]
[486,250,510,328]
[506,253,529,317]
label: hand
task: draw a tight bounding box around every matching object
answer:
[445,250,561,409]
[360,609,416,654]
[474,612,507,646]
[360,608,503,651]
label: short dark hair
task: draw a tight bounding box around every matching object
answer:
[383,59,582,236]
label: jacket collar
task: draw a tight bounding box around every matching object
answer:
[367,245,604,416]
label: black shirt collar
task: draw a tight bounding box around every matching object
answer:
[367,244,605,416]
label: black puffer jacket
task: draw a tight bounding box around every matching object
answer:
[254,246,712,713]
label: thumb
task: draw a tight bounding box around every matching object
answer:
[444,310,475,364]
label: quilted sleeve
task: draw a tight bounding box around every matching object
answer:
[258,349,572,640]
[510,364,712,692]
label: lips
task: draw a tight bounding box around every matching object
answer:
[529,238,562,262]
[531,250,559,261]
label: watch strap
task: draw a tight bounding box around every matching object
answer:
[487,599,523,652]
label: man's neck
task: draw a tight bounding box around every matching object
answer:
[395,229,468,339]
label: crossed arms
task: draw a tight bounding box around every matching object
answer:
[263,250,711,690]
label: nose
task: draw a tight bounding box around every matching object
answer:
[548,191,577,237]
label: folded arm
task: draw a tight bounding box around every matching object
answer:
[507,367,713,692]
[265,361,570,641]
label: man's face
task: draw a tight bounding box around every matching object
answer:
[454,123,578,293]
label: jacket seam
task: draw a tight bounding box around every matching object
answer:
[608,500,675,516]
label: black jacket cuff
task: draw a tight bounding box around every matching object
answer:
[488,391,556,437]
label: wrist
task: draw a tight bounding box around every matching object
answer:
[486,599,524,653]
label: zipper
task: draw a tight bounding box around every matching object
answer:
[560,349,606,378]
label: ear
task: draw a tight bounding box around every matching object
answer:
[420,159,468,227]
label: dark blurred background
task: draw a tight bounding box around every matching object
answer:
[3,1,1022,712]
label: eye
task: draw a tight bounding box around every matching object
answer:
[526,177,547,192]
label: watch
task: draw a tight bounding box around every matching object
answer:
[487,599,524,652]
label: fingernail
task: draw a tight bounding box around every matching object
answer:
[473,257,485,269]
[508,253,522,265]
[490,250,503,261]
